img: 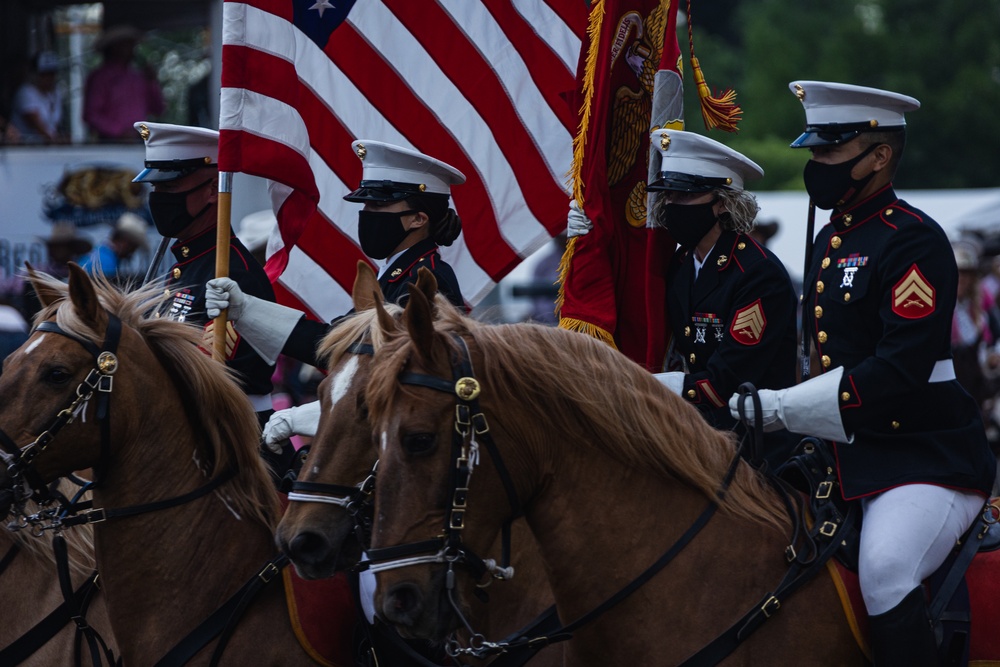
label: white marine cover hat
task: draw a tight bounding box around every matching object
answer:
[343,140,466,202]
[132,122,219,183]
[788,81,920,148]
[648,129,763,193]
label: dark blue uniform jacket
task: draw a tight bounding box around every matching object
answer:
[804,185,995,499]
[282,238,465,368]
[668,230,798,432]
[164,227,276,397]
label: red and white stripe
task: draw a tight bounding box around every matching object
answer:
[220,0,586,320]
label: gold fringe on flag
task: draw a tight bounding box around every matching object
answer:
[686,0,741,132]
[556,0,611,343]
[557,316,619,349]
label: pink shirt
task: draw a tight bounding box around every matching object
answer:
[83,62,165,140]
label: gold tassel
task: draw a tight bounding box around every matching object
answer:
[691,57,741,132]
[686,0,741,133]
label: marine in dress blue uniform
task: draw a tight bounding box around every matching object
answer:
[204,140,466,370]
[728,81,996,667]
[649,130,797,465]
[132,121,276,412]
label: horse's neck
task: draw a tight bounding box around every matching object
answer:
[523,441,785,630]
[92,420,276,652]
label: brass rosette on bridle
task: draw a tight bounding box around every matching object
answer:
[455,377,481,401]
[97,351,119,375]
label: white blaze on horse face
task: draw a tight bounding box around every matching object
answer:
[329,355,360,410]
[23,334,45,355]
[381,431,387,453]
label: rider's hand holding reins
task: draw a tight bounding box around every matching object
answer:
[728,366,854,443]
[262,401,322,452]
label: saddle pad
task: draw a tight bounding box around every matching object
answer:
[829,549,1000,666]
[283,566,357,667]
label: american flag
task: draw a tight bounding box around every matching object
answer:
[219,0,587,321]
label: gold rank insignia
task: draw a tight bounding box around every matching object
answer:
[202,320,239,360]
[390,268,403,278]
[730,299,766,345]
[892,264,935,319]
[716,255,727,266]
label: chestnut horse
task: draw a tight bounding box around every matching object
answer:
[362,283,867,666]
[0,479,116,666]
[0,266,320,665]
[275,264,562,665]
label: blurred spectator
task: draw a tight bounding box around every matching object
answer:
[83,26,165,142]
[19,222,93,321]
[9,51,64,144]
[747,219,779,248]
[951,239,1000,415]
[79,212,150,278]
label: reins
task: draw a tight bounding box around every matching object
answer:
[365,334,747,661]
[0,311,276,666]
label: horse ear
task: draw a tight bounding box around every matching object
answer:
[414,266,438,305]
[404,283,439,363]
[67,263,103,327]
[373,296,397,337]
[25,262,62,307]
[352,261,383,312]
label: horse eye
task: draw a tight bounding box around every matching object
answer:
[402,433,436,455]
[45,367,73,385]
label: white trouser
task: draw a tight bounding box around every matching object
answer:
[859,484,984,615]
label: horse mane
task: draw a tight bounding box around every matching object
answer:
[315,294,459,370]
[6,478,96,577]
[369,313,787,531]
[32,271,279,529]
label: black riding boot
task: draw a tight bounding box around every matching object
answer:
[869,586,939,667]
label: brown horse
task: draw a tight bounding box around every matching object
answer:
[275,264,563,665]
[362,283,868,666]
[0,479,117,666]
[0,265,322,665]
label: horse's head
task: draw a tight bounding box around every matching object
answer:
[277,263,437,579]
[365,282,522,641]
[0,264,135,486]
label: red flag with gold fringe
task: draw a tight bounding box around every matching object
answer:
[557,0,680,369]
[558,0,740,371]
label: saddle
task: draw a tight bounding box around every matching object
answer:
[776,438,1000,667]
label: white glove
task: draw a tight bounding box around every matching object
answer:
[204,280,304,365]
[567,200,593,238]
[262,401,322,452]
[728,367,853,443]
[653,371,685,395]
[205,278,246,320]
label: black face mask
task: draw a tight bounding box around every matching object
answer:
[148,179,214,238]
[358,209,419,260]
[661,199,719,250]
[803,142,880,210]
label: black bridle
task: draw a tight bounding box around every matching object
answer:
[364,335,522,656]
[0,312,286,666]
[369,334,798,665]
[1,317,122,503]
[286,341,379,532]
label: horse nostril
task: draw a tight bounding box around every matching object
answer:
[287,531,331,565]
[383,582,424,626]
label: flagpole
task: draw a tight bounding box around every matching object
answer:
[213,171,233,363]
